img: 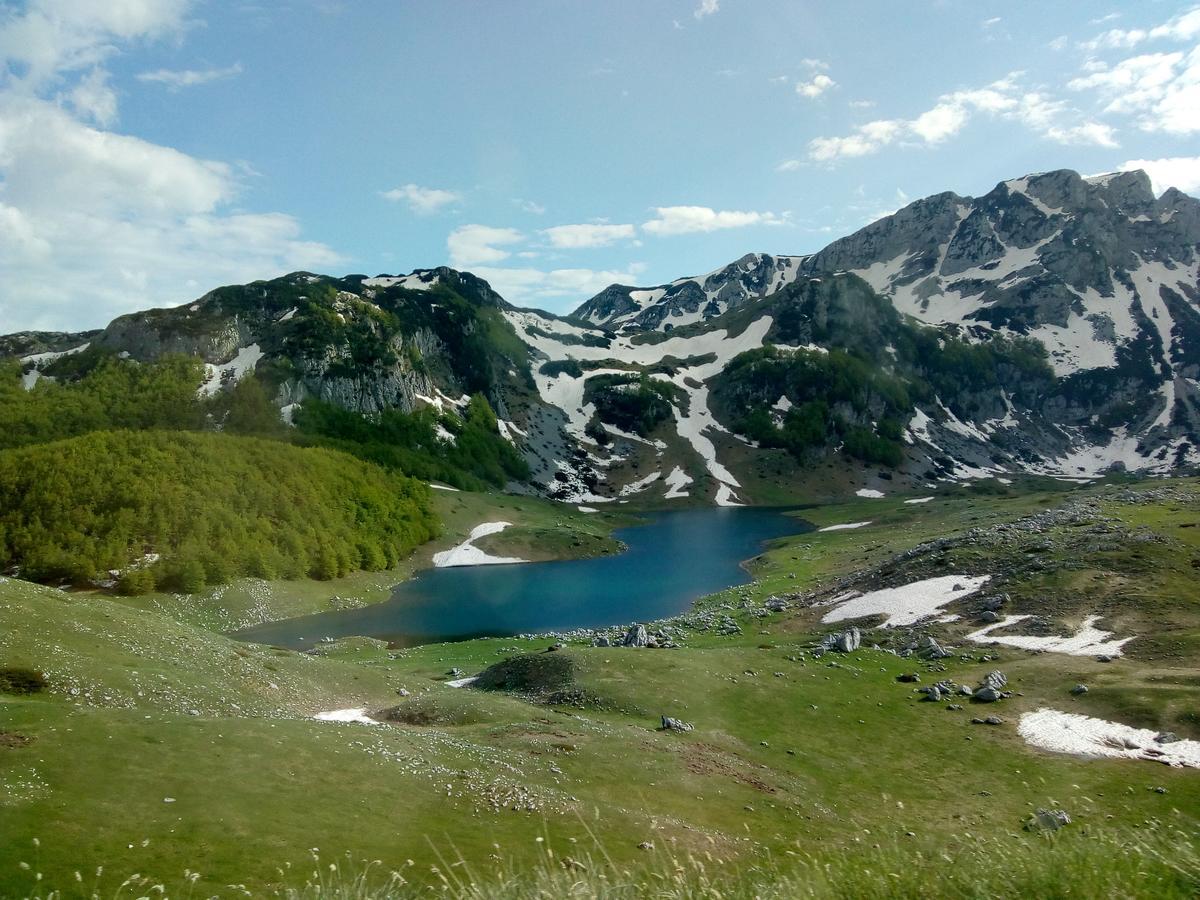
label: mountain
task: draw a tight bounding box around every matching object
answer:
[6,168,1199,506]
[571,252,806,330]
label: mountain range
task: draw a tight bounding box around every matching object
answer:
[6,168,1199,505]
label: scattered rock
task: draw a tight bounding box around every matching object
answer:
[592,636,611,647]
[983,715,1005,725]
[973,686,1003,703]
[1070,684,1088,695]
[1154,732,1180,744]
[637,841,654,851]
[897,673,921,683]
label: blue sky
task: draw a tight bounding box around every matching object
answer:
[1,0,1199,330]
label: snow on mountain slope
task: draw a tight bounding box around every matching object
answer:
[505,307,772,503]
[574,252,806,331]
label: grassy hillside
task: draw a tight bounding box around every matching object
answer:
[2,480,1197,897]
[0,431,437,592]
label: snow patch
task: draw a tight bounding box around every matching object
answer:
[663,466,693,499]
[855,488,885,499]
[965,614,1133,657]
[313,708,377,725]
[822,575,991,628]
[199,344,264,397]
[819,521,873,532]
[432,522,527,568]
[904,496,935,504]
[1018,709,1200,768]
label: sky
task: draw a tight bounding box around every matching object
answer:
[1,0,1199,332]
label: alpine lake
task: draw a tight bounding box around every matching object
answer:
[236,507,811,648]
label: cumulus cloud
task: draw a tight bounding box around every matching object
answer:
[642,206,785,236]
[380,183,462,214]
[1115,156,1200,195]
[136,63,244,90]
[1070,48,1200,134]
[693,0,719,20]
[446,224,524,267]
[0,0,343,331]
[1082,7,1200,50]
[796,73,835,99]
[541,222,635,248]
[803,75,1117,163]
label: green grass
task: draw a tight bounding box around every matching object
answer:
[2,479,1198,897]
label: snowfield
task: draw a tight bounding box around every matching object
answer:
[965,614,1133,657]
[1018,709,1200,768]
[821,575,992,628]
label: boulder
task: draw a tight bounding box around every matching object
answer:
[660,716,694,733]
[973,686,1003,703]
[592,636,611,647]
[1024,808,1071,832]
[917,636,952,660]
[622,624,649,647]
[1154,732,1181,744]
[981,671,1008,691]
[1070,684,1088,695]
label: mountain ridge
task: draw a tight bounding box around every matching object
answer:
[6,167,1199,504]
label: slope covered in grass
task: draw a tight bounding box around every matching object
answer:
[0,431,437,591]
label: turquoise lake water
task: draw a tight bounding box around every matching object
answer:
[235,506,809,648]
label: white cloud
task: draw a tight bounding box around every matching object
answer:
[801,58,830,70]
[446,224,524,267]
[1083,7,1200,50]
[541,222,635,248]
[1115,156,1200,195]
[380,183,462,214]
[641,206,785,236]
[693,0,719,20]
[136,63,244,90]
[806,75,1117,162]
[0,0,344,332]
[795,73,835,99]
[982,17,1001,27]
[1070,47,1200,134]
[471,265,646,310]
[0,0,191,86]
[68,67,117,125]
[515,198,546,215]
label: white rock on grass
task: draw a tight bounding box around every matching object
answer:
[822,575,992,628]
[432,522,527,568]
[1018,709,1200,768]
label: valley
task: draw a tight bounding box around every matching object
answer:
[2,165,1198,899]
[2,477,1198,897]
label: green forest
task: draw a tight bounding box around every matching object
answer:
[0,430,437,593]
